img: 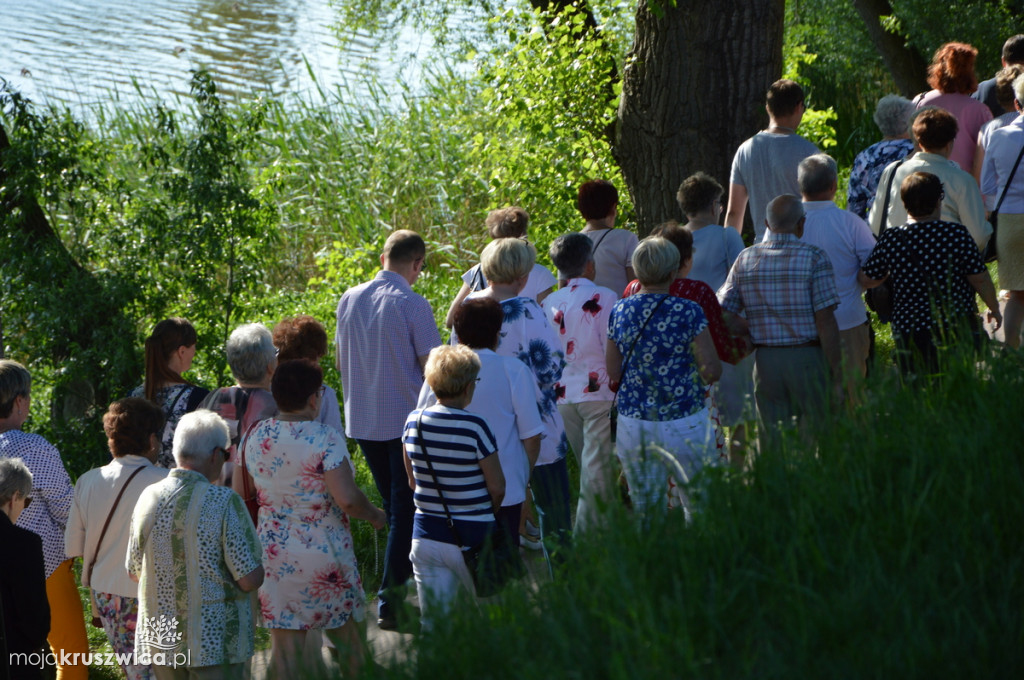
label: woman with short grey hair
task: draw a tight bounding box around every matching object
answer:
[606,238,722,519]
[847,94,916,219]
[199,323,278,486]
[1,457,51,680]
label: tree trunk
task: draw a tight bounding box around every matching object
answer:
[850,0,930,97]
[615,0,786,236]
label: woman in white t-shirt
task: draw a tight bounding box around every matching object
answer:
[445,206,556,328]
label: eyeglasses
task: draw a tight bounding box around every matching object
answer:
[213,446,230,460]
[317,385,327,398]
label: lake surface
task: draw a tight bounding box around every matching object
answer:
[0,0,439,112]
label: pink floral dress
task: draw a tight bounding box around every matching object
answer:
[243,418,365,630]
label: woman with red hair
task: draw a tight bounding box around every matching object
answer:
[914,42,993,179]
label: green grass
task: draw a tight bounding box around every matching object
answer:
[362,349,1024,678]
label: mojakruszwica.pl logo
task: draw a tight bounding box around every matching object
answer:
[10,614,191,670]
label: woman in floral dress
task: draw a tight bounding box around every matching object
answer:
[131,317,208,468]
[239,359,386,679]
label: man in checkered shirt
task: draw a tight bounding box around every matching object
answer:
[718,194,843,451]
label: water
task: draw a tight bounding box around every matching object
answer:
[0,0,438,112]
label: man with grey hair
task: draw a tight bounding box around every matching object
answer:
[200,323,278,485]
[335,229,441,629]
[128,410,263,680]
[798,154,877,396]
[719,194,842,450]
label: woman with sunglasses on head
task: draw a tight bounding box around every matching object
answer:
[66,398,168,680]
[0,359,88,680]
[238,359,386,679]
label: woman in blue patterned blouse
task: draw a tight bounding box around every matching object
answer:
[847,95,916,220]
[606,237,722,519]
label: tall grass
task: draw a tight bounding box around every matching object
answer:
[368,351,1024,678]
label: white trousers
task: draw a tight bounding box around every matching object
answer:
[615,408,716,518]
[410,538,475,631]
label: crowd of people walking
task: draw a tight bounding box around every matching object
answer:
[2,33,1023,680]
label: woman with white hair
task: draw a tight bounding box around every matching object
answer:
[0,359,88,680]
[606,237,722,519]
[200,323,278,487]
[847,94,916,220]
[127,410,264,679]
[981,73,1024,348]
[1,457,50,680]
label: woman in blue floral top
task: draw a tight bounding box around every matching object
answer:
[607,237,722,519]
[846,95,916,220]
[465,237,572,558]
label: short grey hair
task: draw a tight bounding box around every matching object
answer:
[548,233,593,279]
[1014,73,1024,109]
[480,238,535,285]
[798,154,838,197]
[173,410,230,468]
[632,237,680,287]
[0,458,33,507]
[873,94,915,138]
[766,195,806,234]
[0,359,31,420]
[226,323,276,385]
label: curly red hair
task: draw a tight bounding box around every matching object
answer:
[927,42,978,95]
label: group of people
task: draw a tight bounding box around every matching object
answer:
[3,31,1024,680]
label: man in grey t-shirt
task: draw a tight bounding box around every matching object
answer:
[724,79,819,244]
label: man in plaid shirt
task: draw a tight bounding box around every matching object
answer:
[718,194,842,450]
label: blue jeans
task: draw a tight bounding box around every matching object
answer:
[531,458,572,561]
[357,438,414,616]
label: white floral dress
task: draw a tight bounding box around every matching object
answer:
[243,419,365,630]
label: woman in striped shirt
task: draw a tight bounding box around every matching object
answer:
[403,345,505,628]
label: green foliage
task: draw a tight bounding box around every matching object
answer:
[369,351,1024,678]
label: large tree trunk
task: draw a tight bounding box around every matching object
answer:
[615,0,786,236]
[850,0,929,97]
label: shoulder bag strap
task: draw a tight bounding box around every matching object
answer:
[879,157,907,236]
[415,412,470,549]
[590,228,613,256]
[622,294,671,372]
[87,465,146,582]
[994,142,1024,215]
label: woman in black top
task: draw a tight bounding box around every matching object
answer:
[860,171,1002,375]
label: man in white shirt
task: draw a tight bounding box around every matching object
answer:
[798,154,878,397]
[543,234,618,532]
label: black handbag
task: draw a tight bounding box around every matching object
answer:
[415,413,525,597]
[983,141,1024,263]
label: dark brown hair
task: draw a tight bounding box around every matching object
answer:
[273,315,328,362]
[766,79,805,118]
[454,298,504,350]
[901,172,944,219]
[677,172,723,217]
[486,207,530,239]
[912,108,959,151]
[577,180,619,220]
[103,398,165,458]
[143,318,197,402]
[649,221,694,267]
[271,359,323,413]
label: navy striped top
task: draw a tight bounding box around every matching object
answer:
[403,406,498,546]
